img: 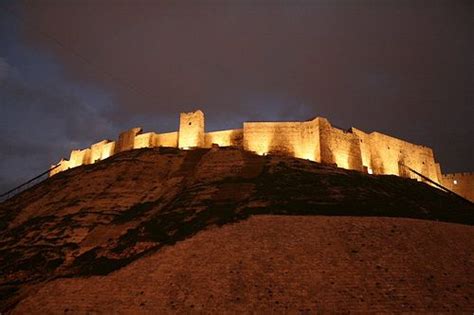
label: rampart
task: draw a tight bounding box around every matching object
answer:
[49,110,473,201]
[205,129,243,148]
[115,128,142,153]
[440,173,474,202]
[243,120,320,161]
[317,118,363,171]
[351,128,441,183]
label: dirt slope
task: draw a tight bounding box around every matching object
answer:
[0,147,473,312]
[13,216,474,313]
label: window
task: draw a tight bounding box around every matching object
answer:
[453,180,458,185]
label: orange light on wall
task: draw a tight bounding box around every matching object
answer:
[206,130,237,147]
[245,129,271,156]
[334,151,350,170]
[293,144,315,161]
[178,110,205,149]
[134,133,153,149]
[254,142,270,156]
[101,142,116,160]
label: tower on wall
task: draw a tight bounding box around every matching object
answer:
[115,127,143,153]
[178,110,205,149]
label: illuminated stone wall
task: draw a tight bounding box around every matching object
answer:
[133,131,179,149]
[48,130,177,176]
[133,132,155,149]
[298,119,321,162]
[69,149,91,168]
[101,142,116,160]
[155,132,178,147]
[366,132,440,183]
[50,140,115,176]
[441,173,474,202]
[90,140,109,163]
[317,118,363,171]
[47,109,472,201]
[435,163,443,185]
[178,110,205,149]
[115,128,142,153]
[352,128,441,183]
[351,128,374,173]
[49,159,70,176]
[243,120,320,161]
[205,129,243,148]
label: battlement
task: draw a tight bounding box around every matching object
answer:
[49,110,473,202]
[442,172,474,178]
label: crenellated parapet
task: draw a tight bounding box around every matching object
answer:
[442,172,474,178]
[49,109,472,202]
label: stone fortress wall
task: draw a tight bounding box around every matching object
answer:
[50,110,473,202]
[440,173,474,203]
[178,110,205,148]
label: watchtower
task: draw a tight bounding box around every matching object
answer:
[178,110,205,149]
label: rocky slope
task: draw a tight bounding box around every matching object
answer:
[0,147,473,312]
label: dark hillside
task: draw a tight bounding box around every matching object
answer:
[1,147,473,312]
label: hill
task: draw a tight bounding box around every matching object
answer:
[1,147,473,312]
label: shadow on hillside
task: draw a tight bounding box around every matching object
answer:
[70,158,474,279]
[0,150,473,312]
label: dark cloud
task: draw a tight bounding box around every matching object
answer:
[0,9,122,191]
[0,0,472,192]
[0,66,120,191]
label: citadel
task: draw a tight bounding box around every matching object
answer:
[50,110,473,202]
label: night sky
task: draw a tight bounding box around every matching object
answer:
[0,0,472,192]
